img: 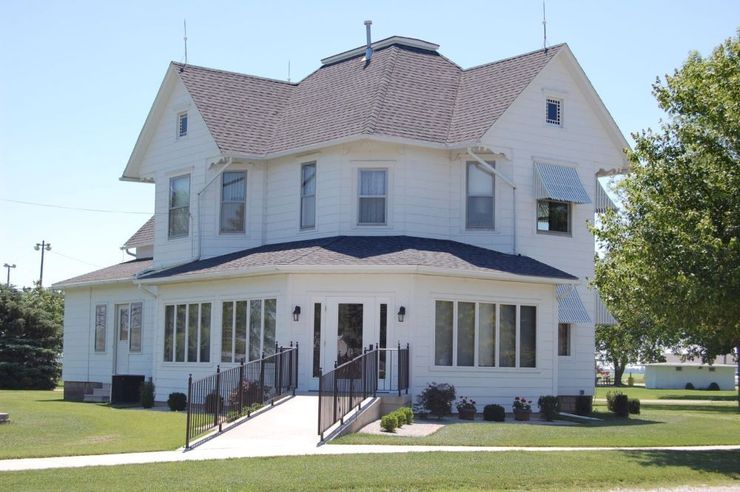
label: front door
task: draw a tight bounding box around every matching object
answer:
[310,297,392,389]
[115,304,130,374]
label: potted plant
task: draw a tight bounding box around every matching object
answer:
[512,396,532,421]
[455,396,477,420]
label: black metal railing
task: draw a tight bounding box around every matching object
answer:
[377,343,410,396]
[318,343,409,439]
[185,342,298,448]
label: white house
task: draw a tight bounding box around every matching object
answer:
[55,33,628,409]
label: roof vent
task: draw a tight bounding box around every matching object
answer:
[363,20,373,62]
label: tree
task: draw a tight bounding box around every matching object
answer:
[0,285,63,389]
[595,321,664,387]
[592,33,739,401]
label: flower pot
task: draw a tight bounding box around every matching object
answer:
[513,409,531,421]
[458,408,476,420]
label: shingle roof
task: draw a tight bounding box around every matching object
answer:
[123,216,155,248]
[54,258,154,288]
[140,236,576,282]
[175,40,563,156]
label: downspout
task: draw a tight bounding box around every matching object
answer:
[122,248,137,258]
[195,157,234,260]
[466,148,518,254]
[134,281,159,396]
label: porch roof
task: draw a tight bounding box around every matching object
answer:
[138,235,577,284]
[53,258,154,289]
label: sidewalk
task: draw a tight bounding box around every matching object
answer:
[1,395,738,472]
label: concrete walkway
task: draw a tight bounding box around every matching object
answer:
[1,395,739,472]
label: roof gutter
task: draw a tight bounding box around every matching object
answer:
[136,263,577,286]
[467,147,518,254]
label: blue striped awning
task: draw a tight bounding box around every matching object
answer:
[595,179,618,213]
[556,285,591,324]
[595,291,617,325]
[534,163,591,204]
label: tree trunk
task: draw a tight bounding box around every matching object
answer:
[736,343,739,410]
[613,359,626,386]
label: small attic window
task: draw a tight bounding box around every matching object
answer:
[177,112,188,137]
[546,98,562,126]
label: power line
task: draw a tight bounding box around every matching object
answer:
[0,198,151,215]
[49,250,103,268]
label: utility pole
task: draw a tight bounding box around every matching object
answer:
[34,241,51,287]
[3,263,16,286]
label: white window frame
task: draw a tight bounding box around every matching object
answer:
[168,174,190,239]
[300,162,316,230]
[536,199,572,235]
[546,98,562,126]
[220,170,247,234]
[465,161,495,230]
[357,168,387,226]
[221,298,278,364]
[163,302,212,364]
[433,299,537,369]
[177,111,188,138]
[94,304,107,353]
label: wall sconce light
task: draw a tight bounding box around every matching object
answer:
[397,306,406,323]
[292,306,301,322]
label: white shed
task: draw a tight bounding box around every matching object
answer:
[644,363,735,390]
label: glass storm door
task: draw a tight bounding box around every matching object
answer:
[115,304,130,374]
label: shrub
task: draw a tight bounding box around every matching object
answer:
[575,395,593,416]
[167,392,187,411]
[483,404,505,422]
[417,382,456,419]
[537,395,561,421]
[412,403,428,420]
[612,394,629,418]
[381,414,398,432]
[205,391,222,413]
[685,382,695,390]
[400,406,414,425]
[606,390,624,412]
[139,380,155,408]
[391,409,406,427]
[707,382,720,391]
[628,398,641,414]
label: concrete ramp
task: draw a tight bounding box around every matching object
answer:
[192,395,321,454]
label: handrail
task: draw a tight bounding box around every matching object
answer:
[185,342,299,448]
[318,343,409,440]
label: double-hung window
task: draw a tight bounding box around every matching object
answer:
[220,171,246,233]
[435,300,536,368]
[466,162,495,229]
[168,174,190,238]
[533,162,591,235]
[358,169,387,225]
[300,163,316,229]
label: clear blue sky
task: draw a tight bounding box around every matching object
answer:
[0,0,737,288]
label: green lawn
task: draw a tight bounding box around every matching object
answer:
[595,386,737,401]
[1,451,738,491]
[334,403,740,447]
[0,390,184,459]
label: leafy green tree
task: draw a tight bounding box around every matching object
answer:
[595,321,664,387]
[0,285,63,389]
[593,33,739,399]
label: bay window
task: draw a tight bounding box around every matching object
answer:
[434,300,537,368]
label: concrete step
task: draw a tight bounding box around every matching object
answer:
[83,394,110,403]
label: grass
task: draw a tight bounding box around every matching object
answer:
[595,386,738,401]
[334,403,740,447]
[1,450,738,491]
[0,390,184,459]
